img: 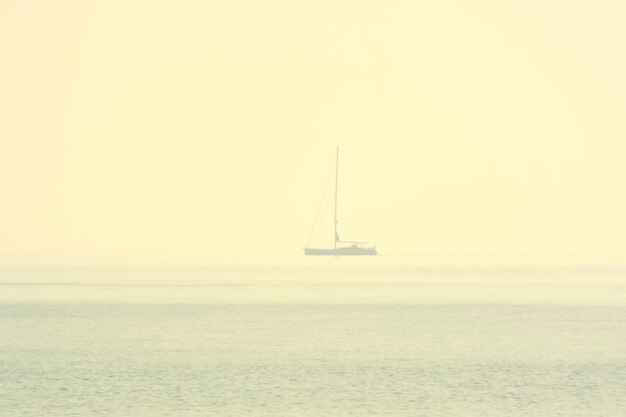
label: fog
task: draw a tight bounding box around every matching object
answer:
[2,1,625,266]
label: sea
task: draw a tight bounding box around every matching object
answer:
[1,265,625,416]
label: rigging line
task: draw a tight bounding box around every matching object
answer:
[310,170,332,247]
[305,164,334,247]
[313,183,333,246]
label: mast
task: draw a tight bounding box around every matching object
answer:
[334,146,339,249]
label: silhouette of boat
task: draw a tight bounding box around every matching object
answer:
[304,148,377,256]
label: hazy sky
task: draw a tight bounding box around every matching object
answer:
[1,1,625,265]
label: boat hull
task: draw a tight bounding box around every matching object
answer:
[304,246,378,256]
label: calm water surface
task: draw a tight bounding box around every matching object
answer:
[1,266,625,416]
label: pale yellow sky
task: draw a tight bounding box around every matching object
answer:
[1,1,625,265]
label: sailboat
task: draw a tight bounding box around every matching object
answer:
[304,147,378,256]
